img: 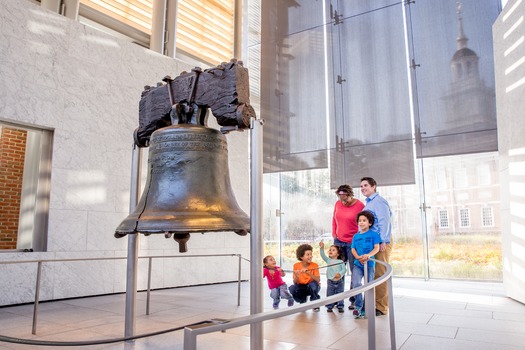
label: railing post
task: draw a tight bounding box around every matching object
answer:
[146,257,153,315]
[387,277,397,350]
[250,118,264,349]
[31,261,43,335]
[364,264,376,350]
[237,254,242,306]
[364,265,368,317]
[124,143,141,338]
[184,327,197,350]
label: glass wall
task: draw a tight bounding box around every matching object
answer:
[262,152,502,280]
[263,169,335,270]
[253,0,502,281]
[423,152,501,280]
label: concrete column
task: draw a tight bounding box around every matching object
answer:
[40,0,61,13]
[164,0,179,57]
[151,0,167,54]
[63,0,80,20]
[233,0,243,59]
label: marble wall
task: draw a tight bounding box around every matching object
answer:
[493,0,525,304]
[0,0,251,305]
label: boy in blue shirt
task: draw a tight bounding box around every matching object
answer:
[350,210,381,319]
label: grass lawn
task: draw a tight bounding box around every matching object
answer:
[265,234,502,281]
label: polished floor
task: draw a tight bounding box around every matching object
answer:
[0,277,524,349]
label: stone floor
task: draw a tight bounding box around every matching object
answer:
[0,278,524,349]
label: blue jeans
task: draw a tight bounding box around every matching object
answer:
[270,283,293,308]
[289,281,321,304]
[351,263,375,311]
[325,279,345,309]
[334,238,355,303]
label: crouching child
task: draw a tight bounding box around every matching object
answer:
[289,244,321,311]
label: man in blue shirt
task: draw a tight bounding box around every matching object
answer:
[360,177,392,316]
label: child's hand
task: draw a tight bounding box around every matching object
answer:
[319,241,324,248]
[334,273,341,280]
[358,254,369,264]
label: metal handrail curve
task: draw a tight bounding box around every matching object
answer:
[183,259,396,350]
[0,256,396,350]
[0,253,244,335]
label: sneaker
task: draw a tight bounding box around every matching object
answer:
[326,308,333,313]
[313,307,320,312]
[348,302,355,310]
[273,307,279,310]
[288,299,294,307]
[353,309,365,319]
[337,308,344,313]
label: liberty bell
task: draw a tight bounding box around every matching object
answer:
[115,60,255,252]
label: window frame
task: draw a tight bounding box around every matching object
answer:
[438,209,449,229]
[0,119,53,252]
[481,207,494,227]
[459,208,471,228]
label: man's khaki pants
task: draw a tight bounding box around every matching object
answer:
[374,242,393,314]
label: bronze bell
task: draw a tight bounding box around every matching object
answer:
[115,124,250,252]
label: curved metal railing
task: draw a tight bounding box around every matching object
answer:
[0,254,244,334]
[0,256,395,350]
[183,259,396,350]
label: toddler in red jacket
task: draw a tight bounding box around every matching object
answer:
[263,255,294,309]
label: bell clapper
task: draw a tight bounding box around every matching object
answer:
[174,233,191,253]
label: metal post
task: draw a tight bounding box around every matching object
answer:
[364,266,376,349]
[387,278,397,350]
[31,261,43,335]
[146,257,153,315]
[250,118,264,349]
[364,265,368,316]
[124,144,142,338]
[237,254,242,306]
[184,328,197,350]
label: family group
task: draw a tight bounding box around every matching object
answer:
[262,177,393,319]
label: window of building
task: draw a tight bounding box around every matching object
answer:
[436,169,447,190]
[438,209,449,229]
[477,162,491,186]
[0,121,53,251]
[454,168,468,188]
[482,207,494,227]
[459,208,470,228]
[392,209,399,231]
[436,195,448,202]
